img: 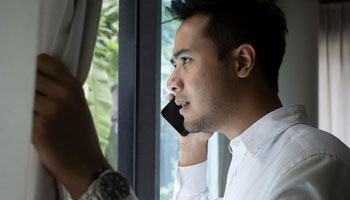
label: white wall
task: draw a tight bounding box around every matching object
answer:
[278,0,319,126]
[0,0,39,199]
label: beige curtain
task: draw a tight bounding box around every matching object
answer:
[319,2,350,147]
[26,0,102,199]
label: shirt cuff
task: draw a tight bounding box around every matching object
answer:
[173,160,208,199]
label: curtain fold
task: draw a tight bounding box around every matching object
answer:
[318,2,350,147]
[26,0,102,199]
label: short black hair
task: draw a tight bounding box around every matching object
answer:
[166,0,288,92]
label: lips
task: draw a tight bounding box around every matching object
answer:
[175,100,190,107]
[175,99,190,116]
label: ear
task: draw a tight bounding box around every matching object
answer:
[232,43,256,78]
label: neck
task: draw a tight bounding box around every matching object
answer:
[221,87,283,140]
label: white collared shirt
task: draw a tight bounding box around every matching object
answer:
[172,105,350,200]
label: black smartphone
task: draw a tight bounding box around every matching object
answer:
[161,98,189,136]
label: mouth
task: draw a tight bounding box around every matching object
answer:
[175,100,190,107]
[175,100,190,115]
[181,102,190,107]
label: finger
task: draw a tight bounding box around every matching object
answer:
[177,132,188,138]
[32,114,43,135]
[34,93,56,116]
[37,53,76,85]
[36,71,68,101]
[167,93,175,101]
[32,114,46,149]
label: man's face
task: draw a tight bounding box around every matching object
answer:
[167,14,239,133]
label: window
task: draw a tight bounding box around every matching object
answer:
[83,0,119,169]
[117,0,161,199]
[160,1,181,199]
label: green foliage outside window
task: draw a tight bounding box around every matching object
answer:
[83,0,119,169]
[82,1,181,199]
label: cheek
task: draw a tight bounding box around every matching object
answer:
[185,59,228,107]
[188,76,216,113]
[186,71,210,98]
[186,64,221,97]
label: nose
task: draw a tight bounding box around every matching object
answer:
[166,68,184,94]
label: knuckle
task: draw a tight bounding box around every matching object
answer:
[49,101,60,114]
[57,86,70,102]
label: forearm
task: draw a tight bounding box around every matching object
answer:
[65,158,112,199]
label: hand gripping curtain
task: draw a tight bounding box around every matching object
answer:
[27,0,102,199]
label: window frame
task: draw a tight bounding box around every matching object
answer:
[118,0,161,199]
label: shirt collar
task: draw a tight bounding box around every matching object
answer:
[228,135,242,154]
[229,105,308,156]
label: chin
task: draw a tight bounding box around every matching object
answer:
[184,113,215,133]
[184,119,204,133]
[183,120,194,133]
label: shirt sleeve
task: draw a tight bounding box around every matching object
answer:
[172,160,209,200]
[270,154,350,200]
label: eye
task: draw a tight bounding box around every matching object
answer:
[181,57,192,65]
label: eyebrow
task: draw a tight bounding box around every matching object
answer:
[170,49,192,65]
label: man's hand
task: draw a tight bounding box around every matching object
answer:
[32,54,111,199]
[167,94,213,167]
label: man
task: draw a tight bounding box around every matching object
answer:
[33,0,350,199]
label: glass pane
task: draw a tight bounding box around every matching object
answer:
[83,0,119,169]
[160,1,181,199]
